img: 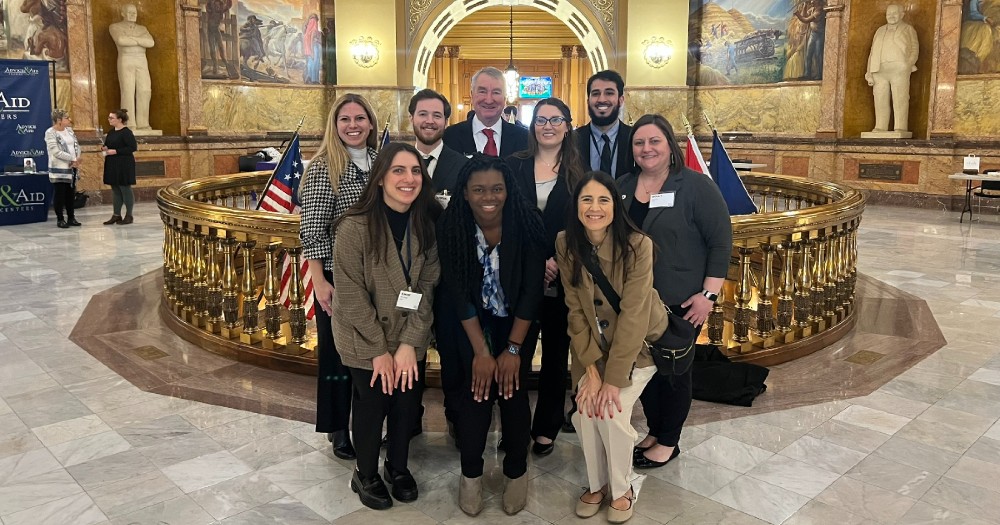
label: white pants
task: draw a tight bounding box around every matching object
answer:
[573,365,656,500]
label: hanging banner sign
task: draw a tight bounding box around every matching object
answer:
[0,60,52,173]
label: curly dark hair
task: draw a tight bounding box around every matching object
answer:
[564,171,647,287]
[438,154,546,304]
[335,142,442,263]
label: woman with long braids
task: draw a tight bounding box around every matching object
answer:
[299,93,379,460]
[435,155,545,517]
[332,142,441,509]
[505,97,585,456]
[616,114,732,470]
[560,171,665,523]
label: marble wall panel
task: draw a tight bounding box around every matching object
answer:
[214,155,240,177]
[782,156,811,177]
[625,88,690,127]
[692,85,822,136]
[954,78,1000,138]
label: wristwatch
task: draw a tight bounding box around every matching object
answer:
[701,290,719,302]
[505,343,521,356]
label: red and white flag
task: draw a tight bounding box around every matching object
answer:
[685,132,710,175]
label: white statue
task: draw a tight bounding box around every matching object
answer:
[109,4,158,134]
[863,4,918,138]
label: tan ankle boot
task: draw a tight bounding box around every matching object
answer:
[502,473,528,515]
[459,475,483,516]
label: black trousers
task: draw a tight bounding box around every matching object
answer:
[52,182,75,221]
[433,287,465,425]
[314,269,352,433]
[638,303,696,447]
[349,362,425,478]
[520,293,571,441]
[446,311,531,479]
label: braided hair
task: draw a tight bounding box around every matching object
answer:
[438,155,546,305]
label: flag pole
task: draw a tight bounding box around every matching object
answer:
[702,111,716,133]
[255,117,304,211]
[681,114,693,137]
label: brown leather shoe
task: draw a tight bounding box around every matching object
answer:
[103,215,122,225]
[120,215,134,225]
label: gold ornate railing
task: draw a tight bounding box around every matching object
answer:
[157,171,864,373]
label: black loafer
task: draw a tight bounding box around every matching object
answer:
[331,430,356,460]
[532,440,554,457]
[68,219,81,226]
[633,446,680,470]
[57,220,69,229]
[383,461,418,502]
[351,470,392,510]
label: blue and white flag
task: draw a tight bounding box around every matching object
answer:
[708,131,757,216]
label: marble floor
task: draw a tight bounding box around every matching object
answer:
[1,203,999,525]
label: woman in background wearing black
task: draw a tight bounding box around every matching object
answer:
[101,109,138,225]
[505,97,585,456]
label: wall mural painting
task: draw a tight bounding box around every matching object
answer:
[201,0,327,84]
[1,0,69,72]
[687,0,825,86]
[959,0,1000,74]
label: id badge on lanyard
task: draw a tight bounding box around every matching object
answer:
[394,222,422,311]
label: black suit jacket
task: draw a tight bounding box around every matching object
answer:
[574,121,635,179]
[504,154,571,259]
[443,119,529,158]
[430,144,467,194]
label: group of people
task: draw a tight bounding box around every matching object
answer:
[44,107,139,228]
[299,67,733,522]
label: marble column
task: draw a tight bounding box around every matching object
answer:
[65,0,99,137]
[816,0,847,139]
[177,0,208,136]
[928,0,962,139]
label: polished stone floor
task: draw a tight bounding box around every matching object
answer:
[1,203,999,525]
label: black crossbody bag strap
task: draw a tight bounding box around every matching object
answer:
[581,252,621,314]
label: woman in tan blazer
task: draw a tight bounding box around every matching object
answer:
[557,171,667,524]
[332,142,442,511]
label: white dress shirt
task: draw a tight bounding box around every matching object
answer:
[471,117,503,154]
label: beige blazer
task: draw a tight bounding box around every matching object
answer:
[332,214,441,370]
[557,231,666,388]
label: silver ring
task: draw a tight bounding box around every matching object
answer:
[402,371,408,375]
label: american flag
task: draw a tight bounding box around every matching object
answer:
[378,122,390,151]
[258,135,315,319]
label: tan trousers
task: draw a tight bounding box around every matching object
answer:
[573,365,656,500]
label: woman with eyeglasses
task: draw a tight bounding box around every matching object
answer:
[101,109,138,225]
[505,97,586,456]
[44,109,80,228]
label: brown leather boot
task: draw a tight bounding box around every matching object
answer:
[120,215,134,225]
[103,215,122,225]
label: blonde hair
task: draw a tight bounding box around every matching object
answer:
[309,94,379,194]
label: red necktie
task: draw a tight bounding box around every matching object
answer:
[482,128,498,157]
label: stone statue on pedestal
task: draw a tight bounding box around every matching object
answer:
[109,4,161,136]
[862,4,919,139]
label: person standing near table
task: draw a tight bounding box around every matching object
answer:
[101,109,138,225]
[300,93,379,460]
[44,108,81,229]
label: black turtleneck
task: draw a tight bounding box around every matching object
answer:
[384,201,411,253]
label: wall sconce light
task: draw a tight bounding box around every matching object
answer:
[350,36,380,68]
[642,37,674,69]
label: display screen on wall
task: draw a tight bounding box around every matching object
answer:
[687,0,826,86]
[519,76,553,99]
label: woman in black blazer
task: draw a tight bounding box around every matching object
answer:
[436,155,546,517]
[505,97,586,457]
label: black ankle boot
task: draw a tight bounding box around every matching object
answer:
[351,470,392,510]
[331,430,356,460]
[383,461,418,502]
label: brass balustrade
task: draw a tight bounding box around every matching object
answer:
[157,171,865,373]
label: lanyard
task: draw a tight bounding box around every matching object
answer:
[590,131,618,169]
[395,221,413,290]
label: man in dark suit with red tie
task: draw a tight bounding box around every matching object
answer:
[574,70,635,179]
[443,67,528,157]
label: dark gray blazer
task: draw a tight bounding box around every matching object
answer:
[431,144,468,194]
[616,167,733,305]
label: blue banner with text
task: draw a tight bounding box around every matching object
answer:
[0,60,52,173]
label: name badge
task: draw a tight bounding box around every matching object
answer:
[650,192,675,208]
[435,191,452,209]
[396,290,422,311]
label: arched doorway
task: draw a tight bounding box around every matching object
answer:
[408,0,613,121]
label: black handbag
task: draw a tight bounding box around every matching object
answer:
[581,254,697,376]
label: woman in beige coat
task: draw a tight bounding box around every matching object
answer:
[557,171,667,524]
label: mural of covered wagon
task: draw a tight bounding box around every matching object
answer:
[734,30,781,62]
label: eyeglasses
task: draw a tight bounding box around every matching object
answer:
[107,116,116,120]
[534,116,567,127]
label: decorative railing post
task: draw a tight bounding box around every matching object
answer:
[180,230,195,319]
[810,237,827,322]
[220,237,240,336]
[733,247,754,344]
[756,242,776,336]
[286,247,308,345]
[776,241,795,333]
[240,240,262,343]
[205,235,223,333]
[191,232,208,326]
[262,242,284,342]
[163,223,175,301]
[823,234,838,317]
[795,239,812,327]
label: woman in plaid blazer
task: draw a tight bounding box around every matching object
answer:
[331,142,441,510]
